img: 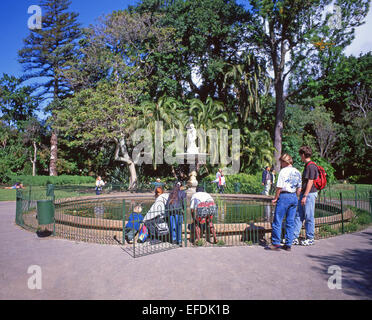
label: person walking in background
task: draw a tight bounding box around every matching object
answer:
[292,146,319,246]
[267,154,302,251]
[95,176,105,195]
[4,182,24,189]
[261,166,272,195]
[150,178,164,191]
[213,168,226,193]
[270,169,276,195]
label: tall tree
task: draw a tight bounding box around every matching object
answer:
[56,8,180,187]
[245,0,370,172]
[136,0,249,103]
[292,52,372,179]
[0,74,39,129]
[18,0,81,176]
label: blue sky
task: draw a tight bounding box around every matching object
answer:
[0,0,140,78]
[0,0,371,80]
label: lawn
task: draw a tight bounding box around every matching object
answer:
[0,189,18,201]
[0,185,97,202]
[321,183,372,200]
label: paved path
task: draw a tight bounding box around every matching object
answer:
[1,201,371,300]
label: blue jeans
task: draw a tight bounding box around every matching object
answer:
[170,214,183,244]
[293,192,318,240]
[271,193,298,246]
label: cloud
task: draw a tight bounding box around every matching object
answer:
[344,7,372,56]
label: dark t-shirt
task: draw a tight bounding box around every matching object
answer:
[302,162,319,194]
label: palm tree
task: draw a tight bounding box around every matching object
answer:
[135,96,187,170]
[241,128,275,173]
[223,53,271,123]
[188,97,230,130]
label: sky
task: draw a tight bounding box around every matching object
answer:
[0,0,140,78]
[0,0,371,81]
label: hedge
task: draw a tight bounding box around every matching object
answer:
[7,175,95,186]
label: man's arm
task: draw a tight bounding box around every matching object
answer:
[272,187,282,204]
[301,180,314,205]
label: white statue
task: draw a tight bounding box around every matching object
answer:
[186,123,199,154]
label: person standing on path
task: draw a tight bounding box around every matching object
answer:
[270,169,276,195]
[262,166,272,195]
[212,168,226,194]
[267,154,302,251]
[292,146,319,246]
[166,183,186,245]
[95,176,105,195]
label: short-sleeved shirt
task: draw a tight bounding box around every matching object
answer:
[190,192,214,209]
[302,162,319,194]
[276,166,302,193]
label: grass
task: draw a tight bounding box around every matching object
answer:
[318,206,372,238]
[0,184,97,202]
[0,189,18,201]
[321,183,372,201]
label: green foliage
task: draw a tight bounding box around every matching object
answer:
[311,156,336,185]
[216,240,225,246]
[0,124,31,182]
[241,129,275,173]
[205,172,262,194]
[2,0,370,185]
[0,74,39,129]
[7,175,95,186]
[319,224,340,237]
[350,207,372,226]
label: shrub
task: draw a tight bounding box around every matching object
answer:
[204,172,262,194]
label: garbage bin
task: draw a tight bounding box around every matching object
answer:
[37,200,55,237]
[234,182,241,193]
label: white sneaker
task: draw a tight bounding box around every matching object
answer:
[301,239,314,246]
[292,238,300,245]
[281,239,286,244]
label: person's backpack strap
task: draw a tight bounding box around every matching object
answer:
[305,161,327,191]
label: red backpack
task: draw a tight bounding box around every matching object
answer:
[306,161,327,191]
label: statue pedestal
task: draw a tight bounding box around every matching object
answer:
[175,152,208,195]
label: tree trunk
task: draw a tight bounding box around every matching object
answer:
[49,131,58,176]
[274,81,285,173]
[114,137,137,190]
[31,141,37,176]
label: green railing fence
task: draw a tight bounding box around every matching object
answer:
[14,184,372,258]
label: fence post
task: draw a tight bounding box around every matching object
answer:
[27,185,32,211]
[122,199,126,245]
[340,192,344,234]
[369,190,372,216]
[184,198,187,248]
[15,189,24,226]
[354,185,358,209]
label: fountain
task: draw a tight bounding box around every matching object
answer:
[176,118,208,194]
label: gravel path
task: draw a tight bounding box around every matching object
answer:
[1,201,371,300]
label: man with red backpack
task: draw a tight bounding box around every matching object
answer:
[292,146,325,246]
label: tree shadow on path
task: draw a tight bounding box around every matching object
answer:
[307,230,372,299]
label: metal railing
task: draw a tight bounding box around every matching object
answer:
[14,185,372,257]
